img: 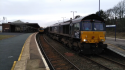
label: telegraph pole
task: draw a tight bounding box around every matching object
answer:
[61,17,66,22]
[71,11,77,19]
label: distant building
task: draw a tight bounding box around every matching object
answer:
[1,22,40,33]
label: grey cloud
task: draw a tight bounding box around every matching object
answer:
[0,0,122,27]
[0,0,120,16]
[0,0,47,15]
[0,0,102,16]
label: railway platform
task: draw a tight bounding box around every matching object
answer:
[0,33,32,70]
[0,32,49,70]
[105,37,125,57]
[11,32,49,70]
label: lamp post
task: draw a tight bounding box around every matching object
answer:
[71,11,77,19]
[99,0,100,16]
[2,17,7,23]
[6,17,7,23]
[0,19,1,23]
[58,20,60,23]
[61,17,66,22]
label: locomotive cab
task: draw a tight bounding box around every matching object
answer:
[80,19,107,54]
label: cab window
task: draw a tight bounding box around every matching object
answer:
[73,23,80,38]
[82,22,92,31]
[40,28,43,30]
[94,23,104,31]
[74,23,80,31]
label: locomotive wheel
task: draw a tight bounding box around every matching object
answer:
[67,40,73,50]
[72,41,80,53]
[77,49,82,56]
[73,46,79,51]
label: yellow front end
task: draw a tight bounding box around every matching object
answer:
[39,30,44,34]
[80,31,106,43]
[39,30,44,32]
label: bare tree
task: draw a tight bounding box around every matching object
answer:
[105,9,114,19]
[112,6,119,18]
[116,0,125,19]
[100,0,125,32]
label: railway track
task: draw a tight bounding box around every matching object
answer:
[86,55,125,70]
[43,34,112,70]
[46,34,125,70]
[48,35,125,70]
[37,34,79,70]
[38,34,125,70]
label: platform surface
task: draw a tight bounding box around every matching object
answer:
[0,33,25,36]
[26,33,48,70]
[105,37,125,57]
[12,33,49,70]
[0,33,32,70]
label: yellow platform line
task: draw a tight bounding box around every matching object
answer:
[11,61,17,70]
[18,40,26,61]
[107,43,125,51]
[11,33,34,70]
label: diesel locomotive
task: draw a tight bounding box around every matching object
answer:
[38,27,44,34]
[45,14,107,54]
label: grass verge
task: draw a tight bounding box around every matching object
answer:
[0,35,15,40]
[106,32,125,39]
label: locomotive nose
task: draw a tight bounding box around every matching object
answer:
[81,31,105,43]
[92,36,95,39]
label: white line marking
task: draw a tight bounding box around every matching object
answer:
[34,33,50,70]
[107,46,125,58]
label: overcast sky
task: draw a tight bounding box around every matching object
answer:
[0,0,122,27]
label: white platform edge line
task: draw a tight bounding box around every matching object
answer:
[34,33,50,70]
[108,47,125,58]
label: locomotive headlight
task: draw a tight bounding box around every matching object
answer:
[101,39,104,41]
[83,39,87,42]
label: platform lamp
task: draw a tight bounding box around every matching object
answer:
[61,17,66,22]
[58,20,60,23]
[71,11,77,19]
[99,0,100,16]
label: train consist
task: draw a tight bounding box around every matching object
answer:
[44,14,107,54]
[38,27,44,34]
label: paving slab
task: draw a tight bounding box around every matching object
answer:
[105,37,125,50]
[105,37,125,57]
[26,33,49,70]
